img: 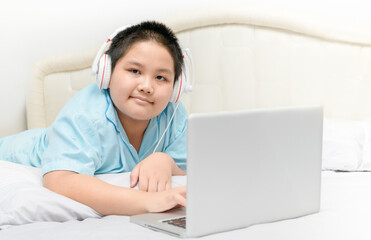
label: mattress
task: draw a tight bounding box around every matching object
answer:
[0,161,371,240]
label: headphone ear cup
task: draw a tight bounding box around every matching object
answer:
[169,48,194,102]
[170,72,183,103]
[96,54,112,89]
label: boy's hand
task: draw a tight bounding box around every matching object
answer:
[130,152,175,192]
[146,186,187,213]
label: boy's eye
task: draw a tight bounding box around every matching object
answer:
[130,69,140,74]
[156,76,166,81]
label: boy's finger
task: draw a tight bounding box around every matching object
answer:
[157,180,167,192]
[174,193,187,207]
[139,177,149,192]
[130,165,140,188]
[148,180,158,192]
[165,181,171,191]
[176,186,187,197]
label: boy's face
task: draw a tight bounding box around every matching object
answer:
[109,40,175,124]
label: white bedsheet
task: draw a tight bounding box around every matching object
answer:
[1,170,371,240]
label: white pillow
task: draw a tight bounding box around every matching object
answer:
[322,118,371,171]
[0,160,186,228]
[0,160,101,228]
[360,125,371,170]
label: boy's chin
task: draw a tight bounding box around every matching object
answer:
[128,112,159,122]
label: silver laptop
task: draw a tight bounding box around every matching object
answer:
[130,106,323,238]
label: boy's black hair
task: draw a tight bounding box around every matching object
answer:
[106,21,183,82]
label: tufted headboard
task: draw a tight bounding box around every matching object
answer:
[27,5,371,129]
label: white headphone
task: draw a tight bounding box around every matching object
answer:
[91,25,194,103]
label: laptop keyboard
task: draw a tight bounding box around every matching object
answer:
[162,217,186,229]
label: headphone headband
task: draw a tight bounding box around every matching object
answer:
[91,25,131,77]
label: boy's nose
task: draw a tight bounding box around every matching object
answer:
[138,76,154,94]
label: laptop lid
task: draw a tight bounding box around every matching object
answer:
[185,106,323,237]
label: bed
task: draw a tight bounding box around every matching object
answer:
[1,4,371,239]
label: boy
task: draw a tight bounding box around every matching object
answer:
[0,21,189,216]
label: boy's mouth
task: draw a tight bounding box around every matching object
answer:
[130,96,153,104]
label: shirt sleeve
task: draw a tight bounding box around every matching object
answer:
[41,113,101,176]
[163,103,188,172]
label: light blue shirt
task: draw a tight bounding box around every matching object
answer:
[0,84,187,176]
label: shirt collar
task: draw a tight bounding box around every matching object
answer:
[104,90,159,158]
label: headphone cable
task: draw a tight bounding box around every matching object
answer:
[153,102,180,153]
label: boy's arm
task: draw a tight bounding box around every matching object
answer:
[43,170,186,216]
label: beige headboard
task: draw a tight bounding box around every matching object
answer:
[27,5,371,129]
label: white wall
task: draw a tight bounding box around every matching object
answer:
[1,0,370,137]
